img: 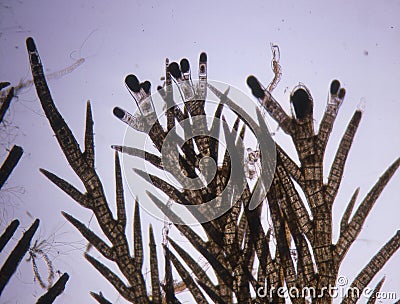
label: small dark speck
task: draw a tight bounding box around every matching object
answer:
[390,26,394,29]
[363,50,368,56]
[281,19,285,22]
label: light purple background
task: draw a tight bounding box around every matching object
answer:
[0,1,399,303]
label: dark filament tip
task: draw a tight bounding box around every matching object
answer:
[180,58,190,73]
[113,107,125,119]
[26,37,36,52]
[125,74,141,92]
[330,80,340,95]
[338,88,346,99]
[168,62,181,79]
[200,52,207,63]
[291,88,313,120]
[141,81,151,94]
[246,76,265,98]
